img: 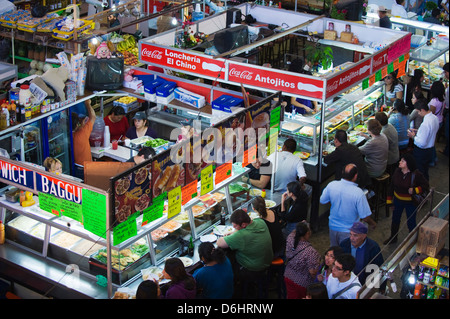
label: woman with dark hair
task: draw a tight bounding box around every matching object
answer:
[125,112,157,140]
[384,71,404,106]
[193,242,234,299]
[306,283,328,299]
[280,180,309,238]
[103,105,129,142]
[388,99,410,150]
[136,279,160,299]
[316,246,344,285]
[405,69,425,112]
[252,196,284,257]
[161,258,196,299]
[428,81,446,166]
[409,90,426,129]
[384,153,429,244]
[284,221,320,299]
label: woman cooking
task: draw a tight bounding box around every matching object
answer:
[125,112,157,140]
[103,106,129,142]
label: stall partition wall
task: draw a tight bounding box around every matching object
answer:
[0,156,114,297]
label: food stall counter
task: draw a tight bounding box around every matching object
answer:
[91,145,137,162]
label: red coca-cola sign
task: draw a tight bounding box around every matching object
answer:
[140,43,226,79]
[228,63,325,99]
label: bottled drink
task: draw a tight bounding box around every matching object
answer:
[430,268,436,284]
[188,236,194,256]
[420,285,427,299]
[427,286,435,299]
[417,266,425,281]
[413,283,422,299]
[423,268,431,284]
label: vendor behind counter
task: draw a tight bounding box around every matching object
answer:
[104,106,129,142]
[125,112,157,140]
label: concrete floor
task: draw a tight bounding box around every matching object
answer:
[304,139,449,299]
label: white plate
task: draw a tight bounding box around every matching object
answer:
[178,256,193,267]
[200,234,218,243]
[213,225,235,236]
[265,200,276,208]
[249,189,262,196]
[248,212,260,220]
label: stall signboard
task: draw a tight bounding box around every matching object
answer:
[36,172,83,204]
[326,58,372,99]
[387,33,412,63]
[227,62,325,100]
[372,48,389,74]
[0,158,34,190]
[140,43,227,79]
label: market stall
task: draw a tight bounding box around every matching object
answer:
[357,192,449,299]
[138,2,414,228]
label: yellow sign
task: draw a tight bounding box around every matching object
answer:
[267,128,278,156]
[201,165,213,195]
[167,186,182,219]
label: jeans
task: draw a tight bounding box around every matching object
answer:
[329,229,350,247]
[392,197,417,232]
[413,146,433,180]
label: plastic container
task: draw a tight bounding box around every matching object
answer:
[192,4,204,21]
[89,116,105,147]
[103,125,110,148]
[19,84,32,107]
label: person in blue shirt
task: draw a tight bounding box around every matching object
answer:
[287,58,319,115]
[205,0,227,14]
[320,164,377,247]
[193,242,234,299]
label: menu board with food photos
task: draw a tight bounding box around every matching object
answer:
[113,162,152,224]
[185,136,208,185]
[152,149,186,200]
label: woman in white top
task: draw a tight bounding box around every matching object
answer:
[391,0,408,18]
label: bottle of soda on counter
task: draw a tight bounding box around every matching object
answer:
[420,285,427,299]
[188,236,194,256]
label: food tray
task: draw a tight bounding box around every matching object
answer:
[52,19,93,41]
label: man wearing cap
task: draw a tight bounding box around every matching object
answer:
[125,111,157,140]
[320,164,377,247]
[378,6,392,28]
[339,222,384,286]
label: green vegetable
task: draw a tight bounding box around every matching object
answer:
[144,138,168,148]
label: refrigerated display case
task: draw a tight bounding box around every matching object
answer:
[408,40,449,90]
[42,110,73,175]
[23,122,42,164]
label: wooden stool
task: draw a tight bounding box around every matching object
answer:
[371,172,391,221]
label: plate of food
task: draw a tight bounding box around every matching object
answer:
[213,225,235,236]
[249,188,262,196]
[141,267,164,281]
[178,256,193,267]
[294,151,310,160]
[200,234,218,243]
[160,220,181,233]
[248,212,260,220]
[265,200,276,208]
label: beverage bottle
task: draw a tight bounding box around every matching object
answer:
[430,268,436,284]
[0,220,5,244]
[220,207,226,225]
[427,286,435,299]
[423,268,430,284]
[420,285,427,299]
[417,266,425,281]
[192,4,204,21]
[188,236,194,256]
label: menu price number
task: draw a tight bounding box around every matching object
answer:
[201,165,213,195]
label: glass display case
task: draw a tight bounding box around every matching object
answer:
[279,82,385,159]
[409,41,449,89]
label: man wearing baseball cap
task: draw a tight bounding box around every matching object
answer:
[339,222,384,285]
[378,6,392,29]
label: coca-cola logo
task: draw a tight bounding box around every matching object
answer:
[229,68,253,80]
[141,48,163,60]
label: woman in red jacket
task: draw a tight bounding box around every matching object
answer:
[384,153,429,244]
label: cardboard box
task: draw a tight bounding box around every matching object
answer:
[324,30,337,40]
[340,31,353,43]
[416,217,448,258]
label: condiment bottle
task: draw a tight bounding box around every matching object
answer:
[0,220,5,244]
[261,189,266,198]
[19,190,26,205]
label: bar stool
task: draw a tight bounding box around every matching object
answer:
[240,267,268,299]
[371,172,391,221]
[268,257,286,299]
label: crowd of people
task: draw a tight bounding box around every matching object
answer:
[131,61,448,300]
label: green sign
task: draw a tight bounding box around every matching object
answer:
[113,214,137,246]
[142,197,165,226]
[60,197,83,223]
[375,69,382,82]
[38,192,61,216]
[270,106,281,132]
[362,78,369,90]
[388,62,394,73]
[82,189,107,239]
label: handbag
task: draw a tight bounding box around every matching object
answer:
[410,173,427,207]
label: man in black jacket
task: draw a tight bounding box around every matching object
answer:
[324,129,371,188]
[378,6,392,29]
